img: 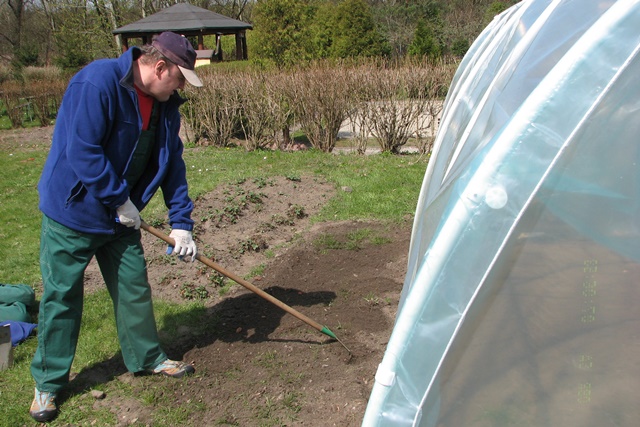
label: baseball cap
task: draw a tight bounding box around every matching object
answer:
[152,32,203,87]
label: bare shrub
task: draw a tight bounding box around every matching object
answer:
[183,67,241,146]
[23,67,66,127]
[236,72,271,150]
[345,63,373,155]
[341,58,457,155]
[25,83,52,127]
[184,58,457,154]
[286,63,356,153]
[237,70,293,151]
[23,66,63,82]
[267,74,296,150]
[360,64,431,154]
[414,59,456,155]
[0,64,12,85]
[1,81,24,128]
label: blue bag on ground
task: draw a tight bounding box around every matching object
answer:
[0,321,37,346]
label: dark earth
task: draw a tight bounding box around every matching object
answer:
[3,126,413,426]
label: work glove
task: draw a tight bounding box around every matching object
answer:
[116,198,141,229]
[167,229,197,262]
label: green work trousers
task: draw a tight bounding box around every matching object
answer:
[31,215,167,392]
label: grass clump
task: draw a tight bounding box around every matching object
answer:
[313,227,386,252]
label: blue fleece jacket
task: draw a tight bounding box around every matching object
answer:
[38,48,194,234]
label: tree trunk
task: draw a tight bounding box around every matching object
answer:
[6,0,25,52]
[108,0,123,53]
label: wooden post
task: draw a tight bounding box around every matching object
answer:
[236,31,248,60]
[216,35,223,61]
[242,32,248,60]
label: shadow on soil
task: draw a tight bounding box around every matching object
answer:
[162,286,337,353]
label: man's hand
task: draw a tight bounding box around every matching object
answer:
[116,198,141,229]
[167,229,197,262]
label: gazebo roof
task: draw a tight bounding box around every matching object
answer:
[113,2,252,37]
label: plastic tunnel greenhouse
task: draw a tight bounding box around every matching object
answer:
[362,0,640,426]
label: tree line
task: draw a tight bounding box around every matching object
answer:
[0,0,516,71]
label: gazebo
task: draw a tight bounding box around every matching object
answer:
[112,2,252,61]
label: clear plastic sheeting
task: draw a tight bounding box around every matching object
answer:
[362,0,640,426]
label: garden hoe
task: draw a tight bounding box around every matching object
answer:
[140,220,351,354]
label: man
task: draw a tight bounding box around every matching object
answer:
[29,31,202,423]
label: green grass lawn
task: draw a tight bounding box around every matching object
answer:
[0,139,427,425]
